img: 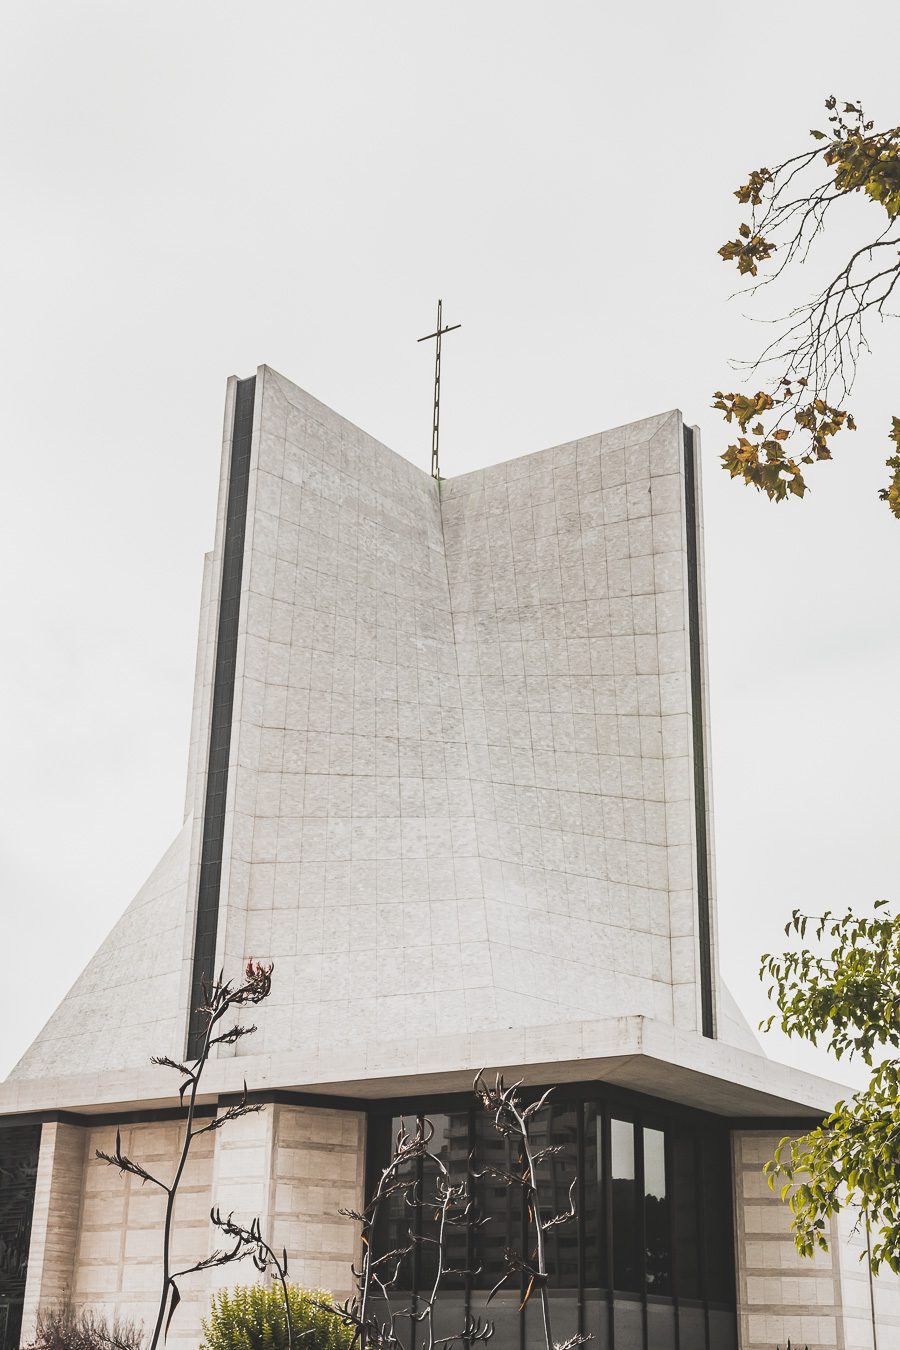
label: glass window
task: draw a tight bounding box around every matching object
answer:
[472,1108,523,1294]
[671,1129,701,1299]
[701,1133,735,1306]
[643,1127,670,1295]
[419,1113,468,1293]
[531,1103,579,1289]
[582,1102,606,1291]
[610,1118,639,1292]
[366,1088,737,1350]
[371,1115,416,1292]
[0,1123,41,1350]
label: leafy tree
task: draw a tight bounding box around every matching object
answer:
[200,1284,353,1350]
[761,903,900,1272]
[713,96,900,514]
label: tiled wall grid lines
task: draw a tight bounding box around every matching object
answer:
[9,825,193,1080]
[21,1121,86,1343]
[22,1106,366,1350]
[9,369,712,1082]
[211,370,705,1055]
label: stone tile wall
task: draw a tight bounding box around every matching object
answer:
[20,1105,365,1350]
[9,823,194,1081]
[71,1120,216,1350]
[733,1129,900,1350]
[210,368,715,1062]
[269,1104,365,1298]
[11,369,729,1085]
[439,414,702,1032]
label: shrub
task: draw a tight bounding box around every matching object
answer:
[200,1284,353,1350]
[24,1299,144,1350]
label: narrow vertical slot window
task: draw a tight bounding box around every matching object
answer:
[610,1118,639,1293]
[643,1127,671,1296]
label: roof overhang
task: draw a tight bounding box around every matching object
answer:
[0,1016,844,1124]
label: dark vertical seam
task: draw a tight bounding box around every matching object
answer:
[682,425,714,1039]
[696,1132,709,1350]
[636,1117,648,1350]
[667,1127,681,1350]
[0,1122,42,1350]
[603,1108,614,1350]
[411,1115,423,1350]
[465,1105,475,1333]
[577,1102,585,1340]
[187,375,256,1055]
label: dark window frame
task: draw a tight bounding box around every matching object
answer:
[365,1083,736,1350]
[0,1122,42,1350]
[187,374,256,1056]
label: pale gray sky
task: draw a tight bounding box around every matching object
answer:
[1,0,897,1084]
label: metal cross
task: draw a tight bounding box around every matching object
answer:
[417,299,461,480]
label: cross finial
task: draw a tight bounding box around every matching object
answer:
[417,299,461,480]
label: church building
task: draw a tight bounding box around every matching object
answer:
[2,367,896,1350]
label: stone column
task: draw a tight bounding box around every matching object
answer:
[268,1104,365,1299]
[732,1130,844,1349]
[204,1103,276,1317]
[206,1102,365,1307]
[733,1129,900,1350]
[21,1121,86,1343]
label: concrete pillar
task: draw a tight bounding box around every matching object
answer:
[20,1104,366,1349]
[205,1102,365,1305]
[21,1121,86,1343]
[268,1104,365,1299]
[732,1130,845,1349]
[72,1118,215,1350]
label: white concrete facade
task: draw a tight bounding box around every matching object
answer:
[3,366,896,1350]
[10,366,742,1086]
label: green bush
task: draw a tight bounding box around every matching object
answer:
[200,1283,353,1350]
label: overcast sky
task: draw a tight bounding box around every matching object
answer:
[1,1,897,1086]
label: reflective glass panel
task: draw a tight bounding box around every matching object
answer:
[472,1109,523,1293]
[611,1118,639,1292]
[419,1113,468,1292]
[702,1134,735,1305]
[365,1091,739,1350]
[0,1123,41,1350]
[531,1103,579,1289]
[643,1127,671,1295]
[671,1129,701,1300]
[376,1115,416,1292]
[582,1102,605,1291]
